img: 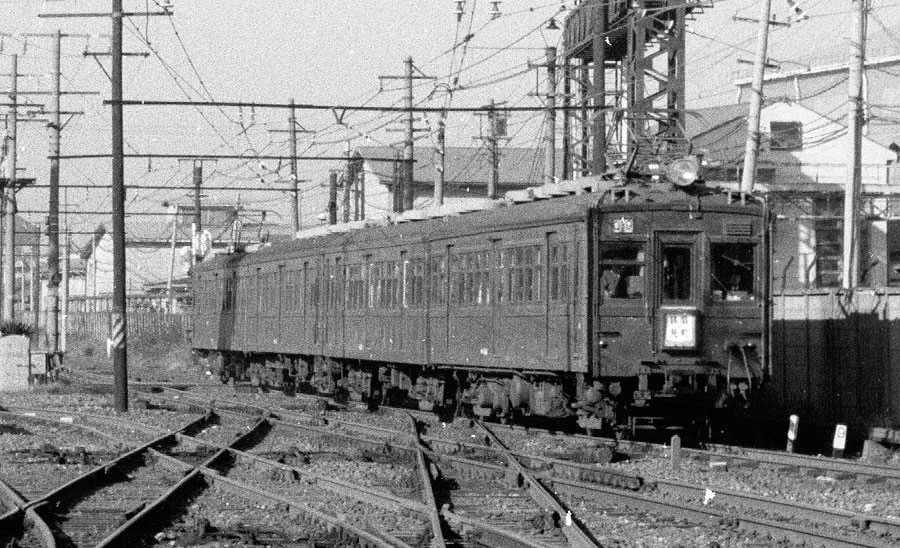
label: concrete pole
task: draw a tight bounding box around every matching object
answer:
[403,56,415,210]
[3,54,17,322]
[842,0,867,289]
[47,29,62,352]
[61,232,69,353]
[111,0,129,412]
[193,162,202,263]
[543,46,557,186]
[327,172,338,225]
[167,208,178,310]
[740,0,773,193]
[30,243,39,329]
[488,99,499,199]
[343,146,351,223]
[289,98,300,233]
[433,115,445,206]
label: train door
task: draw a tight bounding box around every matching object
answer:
[651,232,702,354]
[427,245,450,364]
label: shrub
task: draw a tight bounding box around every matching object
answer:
[0,320,34,337]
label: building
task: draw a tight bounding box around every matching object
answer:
[345,146,562,219]
[688,99,899,187]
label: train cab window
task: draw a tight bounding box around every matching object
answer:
[599,243,645,299]
[661,246,691,301]
[709,243,755,301]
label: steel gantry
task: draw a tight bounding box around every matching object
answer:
[561,0,711,180]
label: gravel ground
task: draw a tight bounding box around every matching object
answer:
[607,453,900,521]
[249,423,422,500]
[564,494,799,548]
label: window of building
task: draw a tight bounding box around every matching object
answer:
[770,121,802,151]
[599,243,645,299]
[661,246,691,301]
[710,243,755,301]
[814,219,842,287]
[548,243,569,301]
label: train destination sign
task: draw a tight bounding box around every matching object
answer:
[662,309,697,349]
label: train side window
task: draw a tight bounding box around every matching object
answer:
[599,243,645,299]
[429,255,447,305]
[499,245,543,304]
[452,250,491,306]
[549,243,569,301]
[661,246,691,301]
[405,258,426,308]
[710,243,755,301]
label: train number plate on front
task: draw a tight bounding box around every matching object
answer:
[664,312,696,349]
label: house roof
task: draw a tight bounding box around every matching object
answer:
[685,103,747,140]
[354,146,563,188]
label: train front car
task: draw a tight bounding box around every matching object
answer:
[583,168,769,440]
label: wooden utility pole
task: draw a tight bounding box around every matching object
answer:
[110,0,129,412]
[740,0,773,193]
[3,54,18,322]
[843,0,867,289]
[543,46,557,186]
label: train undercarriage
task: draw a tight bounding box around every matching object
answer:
[193,349,757,441]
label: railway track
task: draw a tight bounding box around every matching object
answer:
[51,372,900,546]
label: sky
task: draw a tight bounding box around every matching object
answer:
[1,0,899,248]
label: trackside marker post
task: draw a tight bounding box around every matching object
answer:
[832,424,848,458]
[786,414,799,452]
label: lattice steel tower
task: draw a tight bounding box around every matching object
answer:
[560,0,711,179]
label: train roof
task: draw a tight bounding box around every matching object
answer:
[198,178,762,270]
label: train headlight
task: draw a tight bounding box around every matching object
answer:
[666,156,703,187]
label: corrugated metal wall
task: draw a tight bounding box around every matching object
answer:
[767,290,900,430]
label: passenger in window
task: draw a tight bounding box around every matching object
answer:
[600,266,622,298]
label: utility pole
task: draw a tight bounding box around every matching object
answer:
[327,172,338,225]
[543,47,557,186]
[267,99,314,232]
[403,57,415,210]
[47,29,62,353]
[288,99,299,232]
[3,54,18,322]
[740,0,773,193]
[433,116,445,206]
[474,99,508,199]
[380,58,435,211]
[488,99,499,199]
[193,162,203,264]
[111,0,128,412]
[342,146,351,223]
[843,0,867,289]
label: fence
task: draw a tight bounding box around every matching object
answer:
[67,308,191,344]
